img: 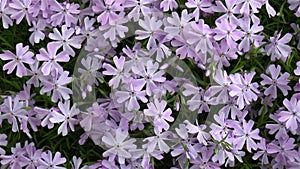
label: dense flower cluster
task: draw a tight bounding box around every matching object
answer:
[0,0,299,168]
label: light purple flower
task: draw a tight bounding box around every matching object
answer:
[267,138,298,165]
[50,100,80,136]
[36,42,69,76]
[295,61,300,76]
[207,69,231,104]
[266,114,289,140]
[132,60,166,96]
[160,0,178,11]
[92,0,123,25]
[214,18,243,48]
[115,83,148,111]
[143,131,171,153]
[50,1,80,27]
[1,96,28,132]
[40,71,73,102]
[233,119,261,152]
[229,72,260,110]
[26,61,42,88]
[185,120,210,145]
[23,142,43,169]
[123,0,152,22]
[102,128,136,164]
[135,15,163,50]
[99,13,128,43]
[0,142,27,168]
[0,43,34,77]
[213,40,238,67]
[186,19,213,55]
[49,25,83,57]
[265,0,276,17]
[0,0,13,28]
[29,19,46,45]
[288,0,300,17]
[252,138,269,164]
[278,97,300,134]
[164,9,192,39]
[0,134,7,155]
[9,0,33,25]
[185,0,212,21]
[213,0,240,24]
[78,56,102,99]
[238,16,264,52]
[103,56,130,89]
[265,31,292,61]
[144,99,174,132]
[38,151,66,169]
[236,0,264,15]
[261,64,291,98]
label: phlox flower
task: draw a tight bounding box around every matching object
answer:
[99,13,129,47]
[0,0,13,28]
[0,134,7,155]
[102,128,137,165]
[261,64,291,98]
[295,61,300,76]
[40,71,73,102]
[265,31,292,62]
[22,142,43,168]
[1,96,28,132]
[103,56,130,89]
[238,16,264,52]
[50,100,80,136]
[229,72,260,110]
[50,1,80,27]
[36,42,69,76]
[28,19,46,45]
[115,82,148,111]
[171,33,198,60]
[123,0,152,22]
[288,0,300,17]
[130,146,163,169]
[207,69,231,104]
[278,97,300,134]
[160,0,178,11]
[49,25,83,57]
[184,120,210,145]
[185,0,212,21]
[135,15,163,50]
[143,131,171,153]
[0,142,27,168]
[266,114,289,140]
[213,40,238,67]
[186,19,213,55]
[92,0,124,25]
[264,0,276,17]
[9,0,33,25]
[78,56,102,99]
[214,18,243,49]
[236,0,264,15]
[233,119,261,152]
[212,0,240,24]
[144,99,174,133]
[38,151,66,169]
[267,138,298,166]
[164,10,192,38]
[252,138,269,164]
[0,43,34,77]
[132,60,166,96]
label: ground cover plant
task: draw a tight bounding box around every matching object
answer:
[0,0,299,168]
